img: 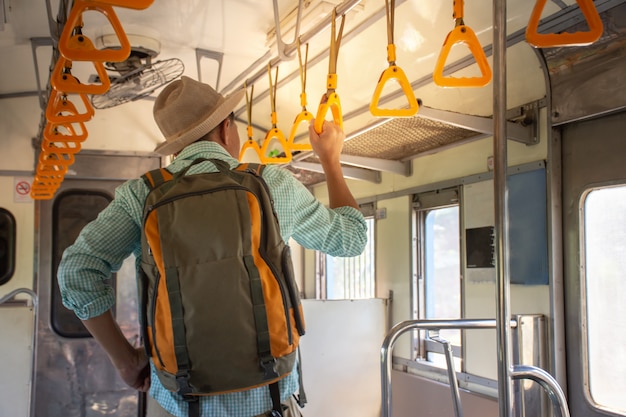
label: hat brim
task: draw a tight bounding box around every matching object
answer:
[154,87,245,156]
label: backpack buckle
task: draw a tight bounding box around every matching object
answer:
[260,357,279,379]
[176,373,196,399]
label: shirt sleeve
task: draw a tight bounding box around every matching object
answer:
[57,179,147,320]
[263,165,368,257]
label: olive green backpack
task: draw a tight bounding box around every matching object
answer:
[138,158,306,417]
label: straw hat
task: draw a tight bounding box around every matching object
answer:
[153,76,245,156]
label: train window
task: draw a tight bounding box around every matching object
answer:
[51,190,115,338]
[0,208,16,285]
[315,216,376,300]
[582,184,626,414]
[413,188,462,370]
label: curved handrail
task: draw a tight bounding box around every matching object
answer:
[433,0,491,88]
[512,365,571,417]
[381,318,582,417]
[0,288,38,309]
[370,0,418,117]
[526,0,603,48]
[59,0,131,63]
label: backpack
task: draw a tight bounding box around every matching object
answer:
[138,158,306,417]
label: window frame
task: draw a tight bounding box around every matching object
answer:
[411,186,464,370]
[315,203,377,300]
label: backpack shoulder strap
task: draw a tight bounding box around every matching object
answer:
[141,167,174,190]
[236,162,266,177]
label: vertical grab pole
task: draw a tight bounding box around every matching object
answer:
[492,0,514,416]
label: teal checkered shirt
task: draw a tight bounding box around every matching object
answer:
[58,141,368,417]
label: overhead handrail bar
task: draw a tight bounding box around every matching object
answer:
[433,0,492,88]
[239,81,264,162]
[526,0,603,47]
[260,64,293,164]
[380,318,570,417]
[220,0,364,96]
[50,56,111,95]
[370,0,418,117]
[0,288,38,308]
[59,0,131,63]
[272,0,304,61]
[287,39,314,152]
[314,7,345,134]
[430,334,464,417]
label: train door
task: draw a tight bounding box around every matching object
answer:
[562,111,626,417]
[34,152,159,417]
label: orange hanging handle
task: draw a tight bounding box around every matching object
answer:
[433,0,491,88]
[59,0,130,62]
[260,64,292,164]
[287,39,314,152]
[260,128,293,164]
[84,0,154,9]
[46,89,95,124]
[370,0,418,117]
[526,0,603,47]
[314,8,345,134]
[238,81,265,162]
[51,56,111,95]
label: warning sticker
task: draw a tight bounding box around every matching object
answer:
[14,177,33,203]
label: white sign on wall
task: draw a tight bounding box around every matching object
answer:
[13,177,33,203]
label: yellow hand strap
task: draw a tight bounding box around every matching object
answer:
[433,0,492,88]
[314,8,345,134]
[238,81,264,162]
[370,0,418,117]
[260,65,292,163]
[288,39,313,151]
[526,0,603,47]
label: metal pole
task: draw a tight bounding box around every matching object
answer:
[492,0,514,415]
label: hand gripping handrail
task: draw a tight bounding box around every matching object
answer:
[260,65,293,164]
[370,0,418,117]
[46,88,95,124]
[50,56,111,95]
[433,0,492,88]
[287,39,314,152]
[59,0,130,63]
[239,81,264,162]
[380,318,571,417]
[84,0,154,9]
[526,0,603,47]
[314,8,345,134]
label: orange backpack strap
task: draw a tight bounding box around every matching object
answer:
[142,167,173,189]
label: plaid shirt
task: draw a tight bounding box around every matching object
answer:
[58,141,368,417]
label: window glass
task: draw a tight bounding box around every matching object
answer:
[422,206,461,368]
[51,190,115,338]
[583,185,626,413]
[0,208,16,286]
[320,217,375,300]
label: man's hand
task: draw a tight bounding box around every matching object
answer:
[115,347,151,392]
[309,119,345,167]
